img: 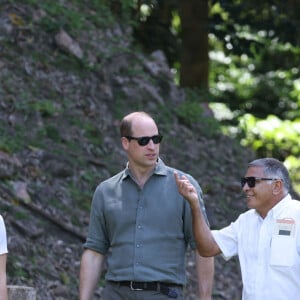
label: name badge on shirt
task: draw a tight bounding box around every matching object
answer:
[274,218,295,237]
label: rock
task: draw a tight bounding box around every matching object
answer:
[0,151,22,179]
[55,29,83,59]
[12,181,31,203]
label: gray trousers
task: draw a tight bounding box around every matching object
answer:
[101,281,184,300]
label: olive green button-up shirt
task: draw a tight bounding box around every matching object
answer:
[84,158,208,285]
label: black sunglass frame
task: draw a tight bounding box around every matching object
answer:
[241,177,280,188]
[125,134,163,146]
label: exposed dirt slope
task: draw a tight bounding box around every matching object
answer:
[0,2,256,299]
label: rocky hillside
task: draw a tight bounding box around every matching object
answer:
[0,2,256,299]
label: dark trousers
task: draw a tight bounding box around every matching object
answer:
[101,281,184,300]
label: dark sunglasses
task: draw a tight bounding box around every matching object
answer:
[241,177,280,188]
[125,134,163,146]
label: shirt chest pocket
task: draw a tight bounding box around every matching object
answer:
[270,235,297,267]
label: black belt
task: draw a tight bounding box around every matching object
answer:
[109,281,180,298]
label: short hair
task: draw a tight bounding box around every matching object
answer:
[248,158,290,193]
[119,111,154,137]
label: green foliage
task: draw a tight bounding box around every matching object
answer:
[176,100,204,126]
[67,180,93,211]
[238,115,299,158]
[206,0,300,193]
[13,210,30,220]
[7,256,30,280]
[60,271,70,285]
[36,125,61,142]
[19,0,121,34]
[29,0,85,33]
[236,114,300,191]
[209,0,300,120]
[209,43,300,120]
[0,124,25,153]
[82,122,104,147]
[285,156,300,193]
[15,98,62,117]
[175,88,221,138]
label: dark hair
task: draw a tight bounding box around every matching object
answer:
[119,111,154,137]
[248,158,290,193]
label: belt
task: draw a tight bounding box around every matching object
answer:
[109,281,180,298]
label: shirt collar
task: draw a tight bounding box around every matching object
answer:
[122,157,167,180]
[267,193,292,219]
[153,158,168,176]
[254,194,292,220]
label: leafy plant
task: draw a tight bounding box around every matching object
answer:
[175,88,221,138]
[0,125,25,152]
[235,114,300,192]
[14,97,62,117]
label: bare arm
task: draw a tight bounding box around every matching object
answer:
[0,254,7,300]
[79,249,104,300]
[174,172,221,257]
[195,252,214,300]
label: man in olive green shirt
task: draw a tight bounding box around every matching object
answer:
[80,111,214,300]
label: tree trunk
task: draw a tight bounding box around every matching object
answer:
[7,286,36,300]
[178,0,209,88]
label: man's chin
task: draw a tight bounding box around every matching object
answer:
[246,200,255,209]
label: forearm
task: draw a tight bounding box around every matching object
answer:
[175,172,220,256]
[0,278,7,300]
[79,249,104,300]
[195,252,214,300]
[0,254,7,300]
[0,281,7,300]
[190,202,220,256]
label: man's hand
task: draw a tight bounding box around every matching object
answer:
[174,172,200,208]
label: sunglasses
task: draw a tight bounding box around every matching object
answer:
[241,177,280,188]
[125,134,163,146]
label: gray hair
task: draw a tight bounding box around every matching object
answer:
[248,158,290,193]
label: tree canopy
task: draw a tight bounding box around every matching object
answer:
[130,0,300,191]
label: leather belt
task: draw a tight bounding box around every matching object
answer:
[109,281,180,298]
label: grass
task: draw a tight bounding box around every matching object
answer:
[0,125,25,153]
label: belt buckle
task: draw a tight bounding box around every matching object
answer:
[130,281,143,291]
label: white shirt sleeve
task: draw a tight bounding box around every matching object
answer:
[0,215,8,254]
[212,223,239,260]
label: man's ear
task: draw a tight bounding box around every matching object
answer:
[121,137,129,150]
[272,179,283,195]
